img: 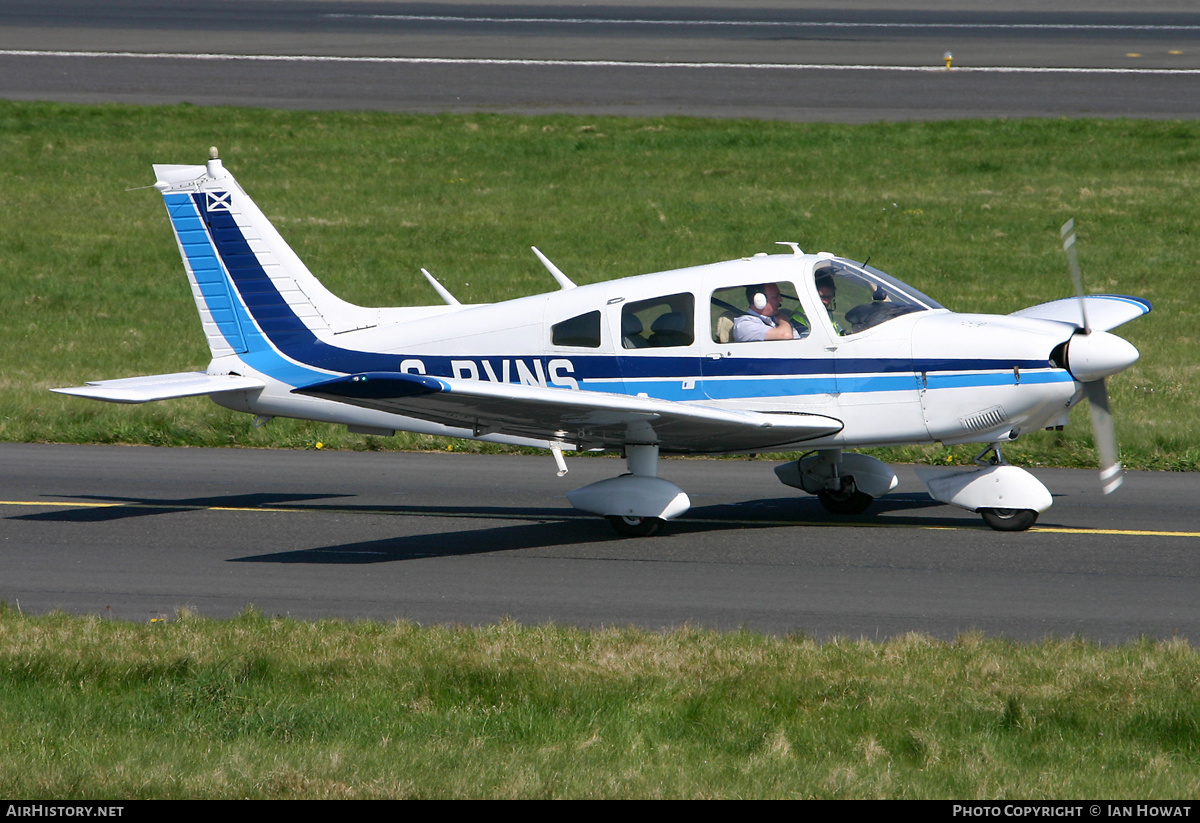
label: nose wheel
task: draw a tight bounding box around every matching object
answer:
[979,507,1038,532]
[915,449,1052,533]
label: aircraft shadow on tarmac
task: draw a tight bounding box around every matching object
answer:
[10,492,355,522]
[9,489,1019,564]
[226,492,993,565]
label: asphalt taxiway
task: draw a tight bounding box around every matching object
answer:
[4,443,1197,640]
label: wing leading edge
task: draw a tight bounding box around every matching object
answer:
[295,372,844,453]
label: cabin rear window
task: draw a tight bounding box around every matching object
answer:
[620,294,694,349]
[551,311,602,348]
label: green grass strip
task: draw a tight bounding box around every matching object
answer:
[0,609,1197,799]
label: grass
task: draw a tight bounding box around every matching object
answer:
[0,608,1197,799]
[0,101,1197,469]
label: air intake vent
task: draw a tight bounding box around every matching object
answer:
[960,406,1008,433]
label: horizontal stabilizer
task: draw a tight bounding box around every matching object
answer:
[52,372,265,404]
[295,372,843,452]
[1010,295,1151,332]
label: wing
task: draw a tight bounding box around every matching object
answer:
[52,372,265,404]
[295,372,843,453]
[1010,295,1151,332]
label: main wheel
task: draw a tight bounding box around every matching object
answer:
[979,508,1038,532]
[606,515,664,537]
[816,488,875,515]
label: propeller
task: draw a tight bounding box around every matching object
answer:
[1061,219,1123,494]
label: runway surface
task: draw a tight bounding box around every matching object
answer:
[3,443,1198,640]
[1,0,1199,120]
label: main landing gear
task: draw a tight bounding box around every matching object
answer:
[605,515,665,538]
[775,449,899,517]
[566,442,690,538]
[816,486,875,516]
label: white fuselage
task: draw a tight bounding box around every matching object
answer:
[209,253,1080,453]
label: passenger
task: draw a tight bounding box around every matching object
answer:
[732,283,804,342]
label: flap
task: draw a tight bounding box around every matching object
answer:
[295,372,843,453]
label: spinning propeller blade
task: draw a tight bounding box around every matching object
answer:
[1062,219,1123,494]
[1060,219,1090,333]
[1083,379,1123,494]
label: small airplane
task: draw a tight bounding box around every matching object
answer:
[55,150,1151,536]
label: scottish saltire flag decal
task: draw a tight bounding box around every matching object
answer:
[205,191,232,212]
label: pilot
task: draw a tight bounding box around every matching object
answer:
[815,273,845,335]
[815,274,836,312]
[732,283,804,342]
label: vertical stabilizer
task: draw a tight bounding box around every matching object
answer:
[153,152,378,360]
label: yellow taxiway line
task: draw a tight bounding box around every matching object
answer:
[4,499,1199,538]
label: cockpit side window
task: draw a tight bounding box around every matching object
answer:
[813,261,928,335]
[621,293,694,349]
[710,281,806,343]
[551,311,601,348]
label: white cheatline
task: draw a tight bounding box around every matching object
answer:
[325,13,1200,33]
[4,50,1200,74]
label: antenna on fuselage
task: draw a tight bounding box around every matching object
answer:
[532,247,577,290]
[775,242,804,255]
[421,268,461,306]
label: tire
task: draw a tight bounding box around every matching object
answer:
[816,489,875,515]
[980,508,1038,532]
[606,515,664,537]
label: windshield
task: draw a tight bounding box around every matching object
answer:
[813,258,942,335]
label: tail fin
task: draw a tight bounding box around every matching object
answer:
[153,151,379,360]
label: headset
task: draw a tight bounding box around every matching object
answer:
[746,285,769,312]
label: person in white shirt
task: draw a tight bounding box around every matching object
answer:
[732,283,804,341]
